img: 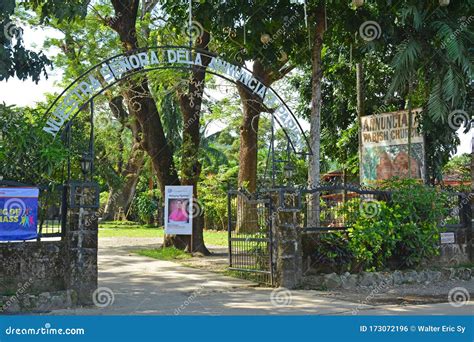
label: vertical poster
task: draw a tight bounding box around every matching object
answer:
[0,187,39,241]
[164,186,193,235]
[360,109,425,185]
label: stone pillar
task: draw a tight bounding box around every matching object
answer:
[273,190,303,288]
[65,183,98,305]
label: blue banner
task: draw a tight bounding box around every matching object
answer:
[0,316,472,342]
[0,188,39,241]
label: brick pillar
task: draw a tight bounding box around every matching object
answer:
[273,190,303,288]
[65,183,98,305]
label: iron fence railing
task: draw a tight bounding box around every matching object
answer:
[227,189,275,285]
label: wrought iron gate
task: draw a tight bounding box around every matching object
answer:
[227,190,275,285]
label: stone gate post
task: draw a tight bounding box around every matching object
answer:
[272,189,303,289]
[65,182,99,305]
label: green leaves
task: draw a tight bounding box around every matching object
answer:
[0,104,67,183]
[316,179,450,272]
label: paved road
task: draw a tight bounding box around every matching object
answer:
[50,238,473,315]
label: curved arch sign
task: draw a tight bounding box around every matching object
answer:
[43,46,310,154]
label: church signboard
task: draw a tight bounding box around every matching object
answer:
[360,109,425,185]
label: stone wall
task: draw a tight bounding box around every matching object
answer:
[302,267,474,290]
[0,182,99,312]
[0,241,66,295]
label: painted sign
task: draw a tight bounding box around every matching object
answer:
[164,186,193,235]
[360,109,425,184]
[440,232,455,244]
[42,47,307,153]
[0,188,39,241]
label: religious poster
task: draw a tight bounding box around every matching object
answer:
[0,187,39,241]
[164,186,193,235]
[360,109,425,185]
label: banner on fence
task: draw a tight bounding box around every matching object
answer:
[0,187,39,241]
[164,186,193,235]
[360,109,425,184]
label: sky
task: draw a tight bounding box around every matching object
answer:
[0,25,471,157]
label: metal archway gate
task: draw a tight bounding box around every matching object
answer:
[38,45,313,288]
[42,46,310,157]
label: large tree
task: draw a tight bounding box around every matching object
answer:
[106,0,215,253]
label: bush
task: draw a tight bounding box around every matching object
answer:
[135,191,158,224]
[309,232,353,273]
[311,179,449,272]
[199,168,237,230]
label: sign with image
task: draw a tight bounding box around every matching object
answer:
[0,188,39,241]
[164,186,193,235]
[360,109,425,184]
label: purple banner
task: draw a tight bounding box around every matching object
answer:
[0,188,39,241]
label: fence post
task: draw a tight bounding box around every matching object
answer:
[65,182,99,305]
[272,188,302,289]
[463,193,473,262]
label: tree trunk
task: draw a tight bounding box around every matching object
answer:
[102,95,145,221]
[167,31,211,254]
[307,5,326,227]
[109,0,180,198]
[236,60,272,234]
[356,63,364,185]
[102,140,145,220]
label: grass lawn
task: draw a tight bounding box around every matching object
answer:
[99,221,228,246]
[134,247,191,261]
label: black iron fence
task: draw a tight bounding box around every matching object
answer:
[227,189,275,285]
[0,180,66,240]
[227,184,473,283]
[300,185,390,232]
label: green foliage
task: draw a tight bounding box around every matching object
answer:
[0,104,67,183]
[443,153,470,182]
[199,167,238,230]
[135,191,158,224]
[345,199,399,271]
[311,232,353,273]
[1,0,88,82]
[312,179,449,272]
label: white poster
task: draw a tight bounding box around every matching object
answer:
[164,186,193,235]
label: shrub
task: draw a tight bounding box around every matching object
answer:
[135,191,158,224]
[309,232,353,273]
[311,179,449,272]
